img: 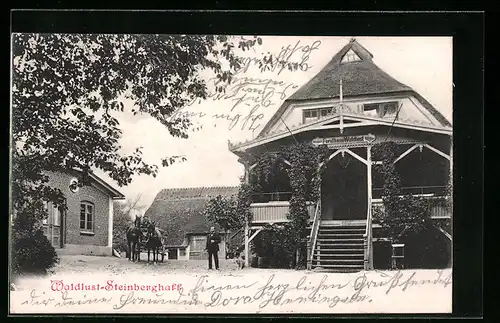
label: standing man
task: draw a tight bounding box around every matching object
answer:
[205,226,221,270]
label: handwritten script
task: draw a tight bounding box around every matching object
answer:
[237,40,322,75]
[13,269,452,313]
[167,40,322,133]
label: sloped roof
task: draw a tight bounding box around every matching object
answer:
[144,186,239,247]
[288,39,412,101]
[48,169,125,199]
[258,39,451,138]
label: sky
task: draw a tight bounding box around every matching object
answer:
[93,36,453,209]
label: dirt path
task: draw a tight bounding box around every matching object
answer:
[48,255,288,276]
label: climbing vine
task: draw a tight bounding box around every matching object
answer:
[235,181,254,224]
[280,143,329,244]
[239,143,329,268]
[372,141,433,242]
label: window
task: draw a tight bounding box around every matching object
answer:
[341,49,361,63]
[303,107,335,124]
[362,101,399,118]
[381,102,398,116]
[303,109,318,123]
[80,201,94,232]
[363,103,379,117]
[320,107,334,117]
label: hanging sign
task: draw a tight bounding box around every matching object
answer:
[312,133,376,147]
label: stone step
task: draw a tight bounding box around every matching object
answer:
[314,244,365,252]
[317,241,364,246]
[314,261,364,266]
[313,253,364,257]
[318,227,365,232]
[318,231,363,238]
[312,264,364,269]
[317,237,365,241]
[314,248,365,253]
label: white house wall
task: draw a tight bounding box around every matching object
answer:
[266,95,443,135]
[181,243,190,260]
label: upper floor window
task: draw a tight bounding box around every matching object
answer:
[80,201,94,232]
[303,107,335,124]
[341,49,361,63]
[363,101,399,118]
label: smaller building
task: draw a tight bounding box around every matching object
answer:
[145,187,239,260]
[42,170,125,256]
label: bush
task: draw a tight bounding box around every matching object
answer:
[252,226,273,257]
[12,226,59,276]
[400,226,451,269]
[269,224,296,268]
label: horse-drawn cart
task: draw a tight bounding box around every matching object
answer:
[127,216,167,263]
[137,224,167,263]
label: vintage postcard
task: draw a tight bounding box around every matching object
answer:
[9,34,453,314]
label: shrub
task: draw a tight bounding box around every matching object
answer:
[11,224,59,276]
[252,226,273,257]
[269,224,296,268]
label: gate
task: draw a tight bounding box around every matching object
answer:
[189,236,207,260]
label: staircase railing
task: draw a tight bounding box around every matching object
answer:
[363,206,373,270]
[307,199,321,270]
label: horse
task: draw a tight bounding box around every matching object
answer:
[126,216,143,262]
[145,221,164,264]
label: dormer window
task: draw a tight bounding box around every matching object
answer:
[303,107,335,124]
[362,101,399,118]
[341,49,361,63]
[303,109,318,123]
[381,102,398,116]
[363,103,379,117]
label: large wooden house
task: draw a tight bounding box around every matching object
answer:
[228,39,452,271]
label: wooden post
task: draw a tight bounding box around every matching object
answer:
[306,236,312,270]
[244,223,250,267]
[243,161,250,268]
[367,146,373,270]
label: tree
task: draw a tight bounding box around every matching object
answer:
[203,195,243,258]
[11,34,265,274]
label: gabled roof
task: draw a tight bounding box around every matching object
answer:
[88,173,126,200]
[52,168,125,199]
[144,186,239,247]
[229,113,452,152]
[258,39,451,138]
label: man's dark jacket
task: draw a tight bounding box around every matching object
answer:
[206,231,221,252]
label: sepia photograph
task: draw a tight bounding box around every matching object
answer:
[9,33,453,314]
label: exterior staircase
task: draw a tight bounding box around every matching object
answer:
[311,223,365,272]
